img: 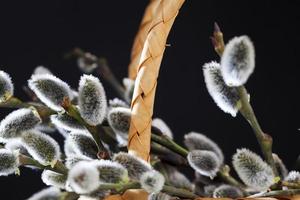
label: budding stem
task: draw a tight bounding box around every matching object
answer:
[249,189,300,198]
[62,100,110,159]
[151,129,247,192]
[281,181,300,189]
[18,154,68,174]
[211,23,278,176]
[237,86,278,176]
[162,185,198,199]
[66,48,127,102]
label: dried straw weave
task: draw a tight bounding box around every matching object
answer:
[128,0,185,161]
[128,0,161,80]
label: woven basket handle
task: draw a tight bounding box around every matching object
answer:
[127,0,185,162]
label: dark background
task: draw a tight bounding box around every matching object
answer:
[0,1,300,199]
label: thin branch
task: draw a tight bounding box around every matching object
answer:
[211,23,278,176]
[162,185,198,199]
[65,48,127,102]
[62,99,110,159]
[248,189,300,198]
[238,86,278,176]
[18,154,68,175]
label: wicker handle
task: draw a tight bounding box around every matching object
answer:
[127,0,185,161]
[128,0,161,80]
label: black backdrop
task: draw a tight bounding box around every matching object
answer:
[0,1,300,199]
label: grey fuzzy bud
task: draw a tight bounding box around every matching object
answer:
[21,130,61,166]
[113,152,151,180]
[109,98,129,108]
[148,193,171,200]
[203,61,240,117]
[50,114,86,132]
[140,170,165,194]
[28,74,73,111]
[123,78,135,102]
[67,132,98,159]
[78,75,107,126]
[27,187,61,200]
[232,148,275,190]
[164,164,193,191]
[152,118,173,139]
[0,149,19,176]
[221,36,255,86]
[33,66,52,75]
[77,52,98,73]
[187,150,221,178]
[36,123,56,134]
[213,184,243,198]
[184,132,224,163]
[107,107,131,139]
[41,170,67,189]
[92,159,128,183]
[65,155,92,169]
[0,70,14,103]
[68,161,100,194]
[5,139,29,156]
[0,108,41,142]
[284,171,300,183]
[273,153,288,179]
[203,185,217,197]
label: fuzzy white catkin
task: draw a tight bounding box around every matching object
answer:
[0,70,14,103]
[41,170,67,189]
[0,108,41,142]
[0,149,19,176]
[78,74,107,126]
[184,132,224,163]
[107,107,131,139]
[140,170,165,194]
[213,184,243,198]
[33,66,53,75]
[203,61,240,117]
[221,36,255,87]
[187,150,221,178]
[21,130,61,166]
[77,52,98,73]
[68,161,100,194]
[148,193,171,200]
[232,148,275,190]
[67,132,98,159]
[65,155,93,169]
[27,187,61,200]
[92,159,128,183]
[5,139,29,156]
[113,152,152,180]
[164,164,193,191]
[122,78,135,102]
[152,118,173,139]
[28,74,73,111]
[50,114,86,133]
[284,171,300,183]
[36,123,56,134]
[109,98,129,108]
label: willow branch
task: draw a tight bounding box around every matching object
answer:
[211,23,278,176]
[62,99,110,159]
[162,185,198,199]
[281,181,300,189]
[65,48,127,102]
[18,154,68,175]
[237,86,278,176]
[248,189,300,198]
[151,129,246,192]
